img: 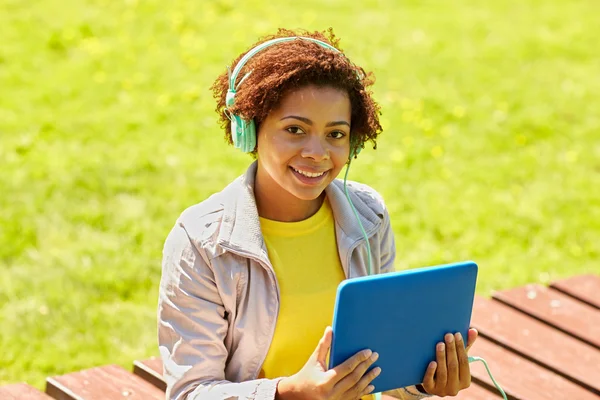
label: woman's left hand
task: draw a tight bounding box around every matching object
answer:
[420,328,478,397]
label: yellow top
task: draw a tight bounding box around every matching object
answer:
[259,197,345,378]
[258,198,374,399]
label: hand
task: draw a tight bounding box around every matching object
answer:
[276,326,381,400]
[420,328,478,397]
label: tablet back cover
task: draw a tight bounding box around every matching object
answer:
[330,261,478,393]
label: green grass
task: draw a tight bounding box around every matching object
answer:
[1,0,599,389]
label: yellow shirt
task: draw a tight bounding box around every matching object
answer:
[259,197,345,379]
[259,198,375,400]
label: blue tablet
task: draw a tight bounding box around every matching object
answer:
[329,260,478,393]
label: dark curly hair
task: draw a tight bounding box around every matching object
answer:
[211,28,383,157]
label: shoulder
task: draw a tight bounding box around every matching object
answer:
[164,187,230,255]
[178,193,225,242]
[331,179,388,219]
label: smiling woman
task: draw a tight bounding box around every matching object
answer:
[157,27,473,400]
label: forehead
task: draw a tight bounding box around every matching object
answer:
[273,85,351,118]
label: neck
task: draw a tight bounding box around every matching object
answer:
[254,167,324,222]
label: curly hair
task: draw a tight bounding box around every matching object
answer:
[211,28,383,157]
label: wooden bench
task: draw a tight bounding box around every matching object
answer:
[2,274,599,399]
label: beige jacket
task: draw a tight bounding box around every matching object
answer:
[158,162,429,400]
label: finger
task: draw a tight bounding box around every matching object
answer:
[329,348,373,384]
[355,365,381,396]
[422,361,437,393]
[445,333,459,393]
[359,383,376,399]
[466,328,478,352]
[314,326,333,366]
[435,341,447,388]
[455,332,471,386]
[343,364,381,399]
[334,351,378,392]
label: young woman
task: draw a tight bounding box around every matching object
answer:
[158,28,477,400]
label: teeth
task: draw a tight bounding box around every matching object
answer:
[292,167,325,178]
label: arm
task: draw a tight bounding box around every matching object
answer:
[158,222,282,400]
[378,209,431,400]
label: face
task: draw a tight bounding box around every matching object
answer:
[255,85,352,203]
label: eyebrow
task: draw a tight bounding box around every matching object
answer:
[280,115,350,128]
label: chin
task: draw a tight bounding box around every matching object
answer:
[289,187,326,201]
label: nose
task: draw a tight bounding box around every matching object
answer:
[300,135,330,161]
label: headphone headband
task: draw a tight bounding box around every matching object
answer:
[227,37,341,94]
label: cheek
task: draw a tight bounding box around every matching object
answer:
[258,134,293,170]
[331,146,351,170]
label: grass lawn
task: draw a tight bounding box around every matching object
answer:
[1,0,599,389]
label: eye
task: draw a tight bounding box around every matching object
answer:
[329,131,347,139]
[286,126,305,135]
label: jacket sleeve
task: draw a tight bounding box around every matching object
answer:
[158,222,282,400]
[378,209,432,400]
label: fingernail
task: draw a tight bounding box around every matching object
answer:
[437,342,445,351]
[373,367,382,376]
[429,361,437,368]
[367,385,375,393]
[446,333,454,343]
[371,352,379,362]
[364,349,372,358]
[456,332,463,342]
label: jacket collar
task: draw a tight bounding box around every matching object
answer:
[216,161,382,269]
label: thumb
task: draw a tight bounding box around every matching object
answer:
[312,326,333,366]
[466,328,478,352]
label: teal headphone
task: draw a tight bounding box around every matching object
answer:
[225,36,363,158]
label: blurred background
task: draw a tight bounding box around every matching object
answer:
[1,0,598,390]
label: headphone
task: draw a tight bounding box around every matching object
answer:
[226,36,372,276]
[225,36,363,158]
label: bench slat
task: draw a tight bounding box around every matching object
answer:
[493,284,600,349]
[471,296,600,395]
[430,383,500,399]
[0,383,53,399]
[550,274,600,309]
[468,336,599,399]
[45,364,164,400]
[133,358,165,391]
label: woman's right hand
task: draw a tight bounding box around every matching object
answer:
[276,326,381,400]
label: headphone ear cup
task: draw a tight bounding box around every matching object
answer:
[231,115,243,150]
[231,114,257,153]
[244,119,257,153]
[350,136,362,158]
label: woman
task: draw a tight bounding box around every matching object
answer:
[158,28,477,400]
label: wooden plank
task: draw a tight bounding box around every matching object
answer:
[0,383,54,399]
[133,357,166,391]
[471,296,600,395]
[429,383,500,399]
[468,336,599,400]
[493,284,600,349]
[550,274,600,309]
[45,364,164,400]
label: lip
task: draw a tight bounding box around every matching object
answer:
[289,166,330,186]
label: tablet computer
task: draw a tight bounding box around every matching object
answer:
[329,260,478,393]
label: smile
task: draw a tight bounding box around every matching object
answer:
[290,166,327,178]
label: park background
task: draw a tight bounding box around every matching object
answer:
[1,0,598,390]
